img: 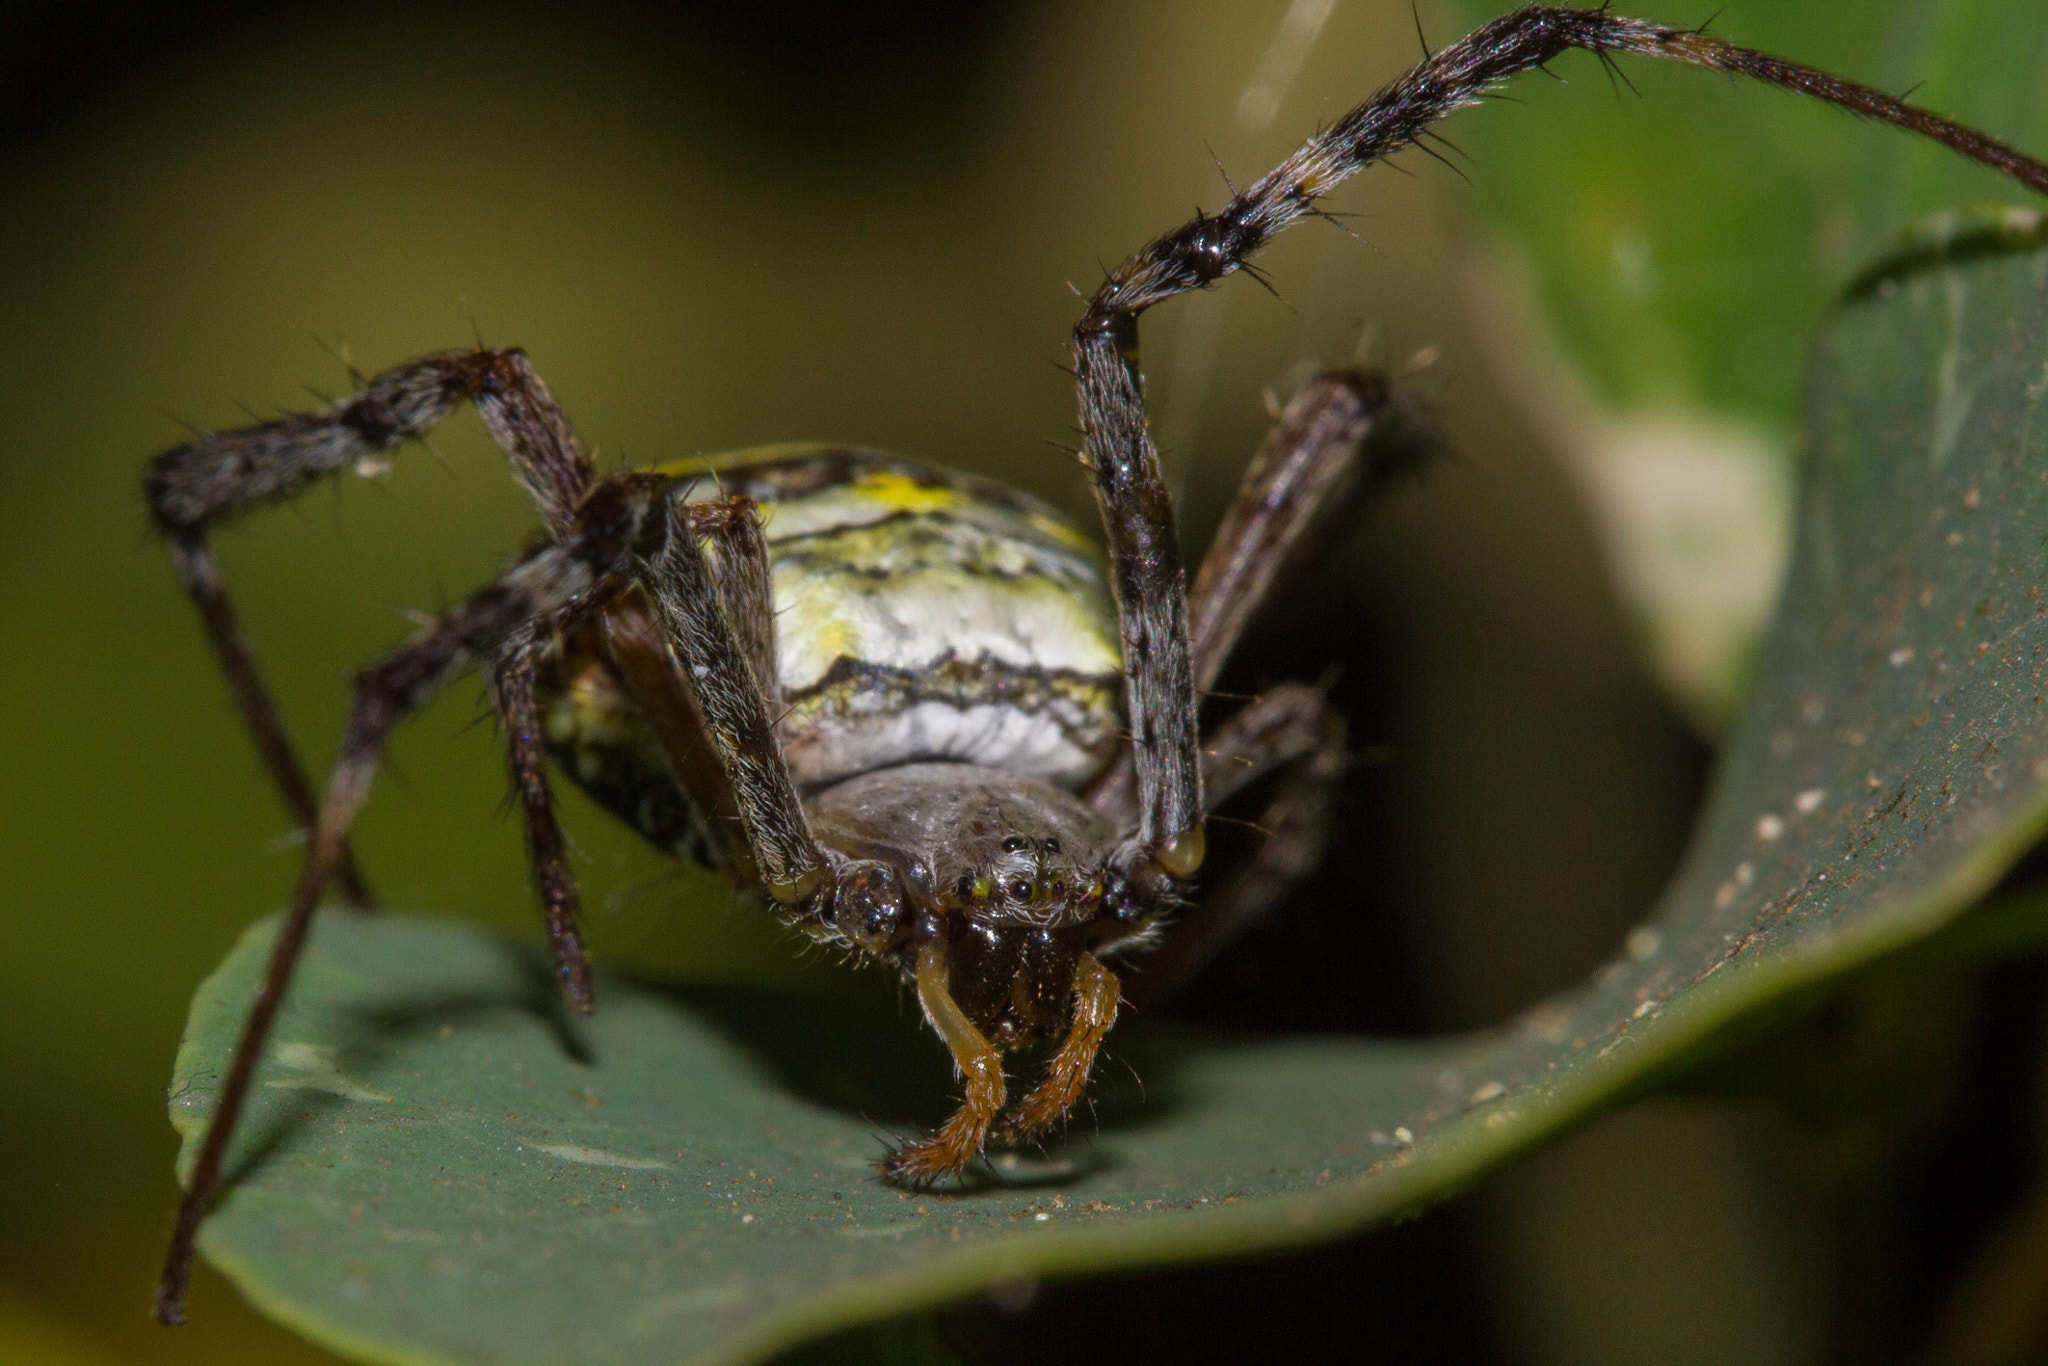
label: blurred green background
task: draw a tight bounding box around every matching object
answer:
[4,2,2040,1362]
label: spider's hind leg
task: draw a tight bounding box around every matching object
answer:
[160,532,377,907]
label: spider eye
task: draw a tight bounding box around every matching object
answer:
[1007,879,1032,901]
[1000,836,1027,853]
[955,874,975,899]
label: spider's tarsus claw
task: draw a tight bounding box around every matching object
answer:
[875,1136,971,1189]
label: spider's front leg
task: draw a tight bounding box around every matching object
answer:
[1070,1,2048,865]
[621,498,1029,1176]
[621,494,831,901]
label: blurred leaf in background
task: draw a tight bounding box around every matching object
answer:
[1445,0,2048,727]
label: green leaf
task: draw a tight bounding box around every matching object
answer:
[172,213,2048,1365]
[1442,0,2048,725]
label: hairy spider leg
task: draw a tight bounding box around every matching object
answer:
[599,592,760,880]
[1066,0,2048,999]
[145,349,599,907]
[640,495,830,902]
[993,954,1121,1144]
[154,473,671,1326]
[1070,2,2048,860]
[489,629,596,1012]
[595,497,789,885]
[1185,372,1435,696]
[884,940,1009,1183]
[158,536,374,907]
[687,496,780,705]
[1129,683,1348,1008]
[1087,369,1424,822]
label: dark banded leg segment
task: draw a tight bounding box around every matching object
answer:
[1125,684,1346,1010]
[164,533,375,907]
[1088,368,1433,822]
[640,496,828,904]
[683,497,780,706]
[600,495,793,884]
[600,592,760,881]
[146,349,595,913]
[490,630,594,1014]
[153,479,665,1327]
[1071,314,1204,878]
[1185,371,1435,697]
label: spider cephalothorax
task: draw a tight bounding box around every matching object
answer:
[146,3,2048,1325]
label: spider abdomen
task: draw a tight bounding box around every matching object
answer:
[540,444,1125,862]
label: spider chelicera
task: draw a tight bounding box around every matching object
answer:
[146,4,2048,1325]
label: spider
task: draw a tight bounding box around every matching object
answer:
[146,4,2048,1326]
